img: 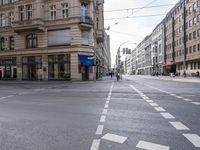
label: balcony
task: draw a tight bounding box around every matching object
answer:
[13,18,45,33]
[96,29,104,43]
[79,0,92,3]
[79,16,93,29]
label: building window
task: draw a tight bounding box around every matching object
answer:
[26,33,37,48]
[197,14,200,22]
[189,46,192,53]
[50,5,56,20]
[198,43,200,51]
[8,0,13,4]
[62,3,68,18]
[197,29,200,37]
[193,45,196,52]
[193,31,196,38]
[82,30,89,45]
[0,14,5,27]
[48,54,71,80]
[26,4,32,20]
[8,12,14,26]
[19,6,25,21]
[189,33,192,40]
[47,29,71,46]
[0,37,5,50]
[9,36,14,50]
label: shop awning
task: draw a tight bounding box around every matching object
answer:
[79,55,94,66]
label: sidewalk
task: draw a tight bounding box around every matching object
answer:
[127,75,200,83]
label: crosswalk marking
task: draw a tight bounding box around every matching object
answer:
[136,140,170,150]
[183,134,200,147]
[101,133,127,144]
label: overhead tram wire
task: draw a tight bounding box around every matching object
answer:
[107,0,159,28]
[108,30,145,38]
[105,14,167,20]
[104,4,176,13]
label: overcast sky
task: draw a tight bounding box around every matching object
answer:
[104,0,180,67]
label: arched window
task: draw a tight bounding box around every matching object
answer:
[9,36,14,50]
[26,33,37,48]
[0,37,5,50]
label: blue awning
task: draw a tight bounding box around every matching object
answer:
[79,55,94,66]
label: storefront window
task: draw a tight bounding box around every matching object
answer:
[22,56,42,80]
[48,54,71,80]
[0,57,17,80]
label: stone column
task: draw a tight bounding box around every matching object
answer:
[71,53,81,81]
[16,56,22,80]
[42,54,48,81]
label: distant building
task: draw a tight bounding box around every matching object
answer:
[128,0,200,77]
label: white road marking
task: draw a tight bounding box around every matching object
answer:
[136,140,170,150]
[176,96,183,99]
[183,134,200,147]
[170,94,176,96]
[0,95,14,100]
[90,139,100,150]
[146,100,154,103]
[160,113,175,119]
[154,107,166,112]
[107,97,110,101]
[169,121,190,130]
[100,115,106,122]
[191,102,200,105]
[102,109,108,115]
[143,97,150,100]
[104,104,109,108]
[106,101,109,104]
[96,125,104,135]
[183,98,192,102]
[101,133,127,144]
[149,103,159,107]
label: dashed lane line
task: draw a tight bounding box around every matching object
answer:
[146,100,154,103]
[102,109,108,115]
[154,107,166,112]
[183,134,200,148]
[129,84,200,149]
[90,139,100,150]
[136,140,170,150]
[160,113,175,119]
[191,102,200,105]
[90,82,114,150]
[95,125,104,135]
[104,104,109,108]
[169,121,190,130]
[183,98,192,102]
[0,95,14,100]
[100,115,106,123]
[149,103,159,107]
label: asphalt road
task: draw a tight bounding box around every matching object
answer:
[0,77,199,150]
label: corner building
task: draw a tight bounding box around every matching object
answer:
[0,0,105,80]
